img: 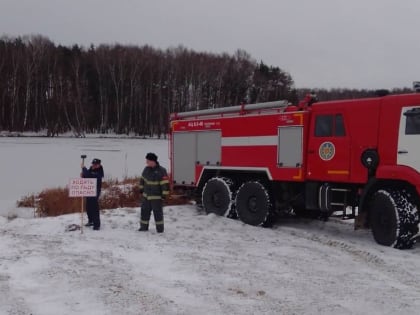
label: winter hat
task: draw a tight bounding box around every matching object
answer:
[92,158,101,164]
[146,152,158,162]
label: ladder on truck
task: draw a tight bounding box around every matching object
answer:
[170,100,291,120]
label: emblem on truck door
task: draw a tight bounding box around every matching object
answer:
[319,141,335,161]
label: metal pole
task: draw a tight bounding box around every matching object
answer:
[80,154,86,234]
[81,197,84,234]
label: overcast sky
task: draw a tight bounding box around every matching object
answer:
[1,0,420,90]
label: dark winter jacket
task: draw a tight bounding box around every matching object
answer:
[140,163,170,200]
[82,166,104,197]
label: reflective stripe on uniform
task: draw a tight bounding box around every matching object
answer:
[143,192,169,199]
[140,220,149,224]
[143,180,161,185]
[155,220,164,225]
[145,196,164,200]
[160,179,169,185]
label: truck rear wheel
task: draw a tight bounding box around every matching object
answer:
[235,181,271,226]
[370,189,419,249]
[202,177,233,216]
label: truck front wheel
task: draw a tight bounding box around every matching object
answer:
[235,181,271,226]
[370,189,419,249]
[202,177,233,216]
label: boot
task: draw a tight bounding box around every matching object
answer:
[156,225,164,233]
[138,223,149,231]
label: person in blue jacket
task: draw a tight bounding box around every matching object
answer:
[81,158,104,230]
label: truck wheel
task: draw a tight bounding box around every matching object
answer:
[370,189,419,249]
[235,181,271,226]
[202,177,233,216]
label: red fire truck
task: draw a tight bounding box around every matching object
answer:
[169,93,420,249]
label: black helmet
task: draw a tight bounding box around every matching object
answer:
[145,152,158,162]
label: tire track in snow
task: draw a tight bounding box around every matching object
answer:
[281,218,420,293]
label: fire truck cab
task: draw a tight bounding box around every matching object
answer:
[169,93,420,249]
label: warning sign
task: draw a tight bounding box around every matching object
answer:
[69,178,97,197]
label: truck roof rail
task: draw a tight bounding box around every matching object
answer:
[171,100,290,120]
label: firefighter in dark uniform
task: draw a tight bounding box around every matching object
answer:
[81,158,104,230]
[138,152,169,233]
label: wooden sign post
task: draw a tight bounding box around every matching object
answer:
[69,178,97,233]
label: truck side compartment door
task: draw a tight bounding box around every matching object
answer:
[172,130,221,185]
[172,132,197,185]
[278,126,303,168]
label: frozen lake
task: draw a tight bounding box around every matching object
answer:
[0,137,168,215]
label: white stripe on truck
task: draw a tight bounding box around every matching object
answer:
[221,135,277,146]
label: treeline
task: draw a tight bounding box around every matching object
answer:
[0,35,295,137]
[0,35,412,137]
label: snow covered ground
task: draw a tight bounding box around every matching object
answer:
[1,137,420,314]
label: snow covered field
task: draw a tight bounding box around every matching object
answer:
[1,137,420,314]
